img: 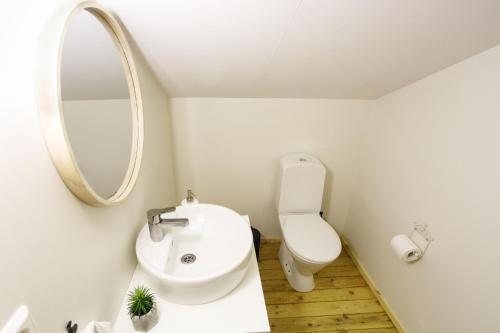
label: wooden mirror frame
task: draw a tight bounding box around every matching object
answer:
[37,0,144,206]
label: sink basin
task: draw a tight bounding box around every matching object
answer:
[136,203,253,304]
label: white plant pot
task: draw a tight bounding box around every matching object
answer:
[131,306,158,332]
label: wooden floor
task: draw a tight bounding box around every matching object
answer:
[258,240,397,333]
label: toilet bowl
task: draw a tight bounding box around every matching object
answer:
[278,213,341,291]
[275,153,342,292]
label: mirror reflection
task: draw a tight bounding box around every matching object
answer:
[61,9,133,199]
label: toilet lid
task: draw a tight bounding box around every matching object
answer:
[282,214,341,264]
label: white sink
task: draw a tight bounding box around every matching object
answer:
[136,203,253,304]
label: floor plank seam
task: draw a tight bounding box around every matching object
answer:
[264,286,369,292]
[266,311,393,319]
[259,265,357,270]
[268,312,391,319]
[266,301,377,304]
[262,275,363,281]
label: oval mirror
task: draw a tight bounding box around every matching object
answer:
[38,2,144,206]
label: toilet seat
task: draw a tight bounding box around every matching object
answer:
[282,214,341,264]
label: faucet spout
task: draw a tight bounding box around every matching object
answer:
[147,207,189,242]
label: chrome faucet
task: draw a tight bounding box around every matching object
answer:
[186,189,196,203]
[147,206,189,242]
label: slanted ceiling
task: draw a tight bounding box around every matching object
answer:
[104,0,500,99]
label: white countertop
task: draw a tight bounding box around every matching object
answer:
[113,216,270,333]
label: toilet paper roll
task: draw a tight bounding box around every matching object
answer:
[390,234,422,262]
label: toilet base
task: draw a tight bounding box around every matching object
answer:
[278,241,314,292]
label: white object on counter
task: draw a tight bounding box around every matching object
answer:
[390,234,422,262]
[83,321,114,333]
[114,215,270,333]
[1,305,38,333]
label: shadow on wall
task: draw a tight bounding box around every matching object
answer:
[322,167,335,225]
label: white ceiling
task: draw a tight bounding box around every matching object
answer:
[103,0,500,99]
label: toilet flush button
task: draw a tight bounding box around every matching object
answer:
[299,158,307,162]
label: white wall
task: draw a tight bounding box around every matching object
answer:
[170,98,369,236]
[345,44,500,332]
[0,1,176,330]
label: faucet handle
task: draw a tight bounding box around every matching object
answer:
[147,207,176,225]
[159,206,177,214]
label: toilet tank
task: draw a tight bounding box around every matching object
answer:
[275,153,326,214]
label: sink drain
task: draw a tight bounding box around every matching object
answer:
[180,253,196,264]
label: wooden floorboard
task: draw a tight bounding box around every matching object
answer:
[265,287,375,305]
[259,240,397,333]
[269,313,394,332]
[262,276,368,293]
[260,265,361,281]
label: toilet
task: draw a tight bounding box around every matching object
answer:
[275,153,342,292]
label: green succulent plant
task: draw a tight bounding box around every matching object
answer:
[127,285,155,318]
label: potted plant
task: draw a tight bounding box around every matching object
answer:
[127,285,159,331]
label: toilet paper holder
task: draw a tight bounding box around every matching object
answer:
[410,223,434,256]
